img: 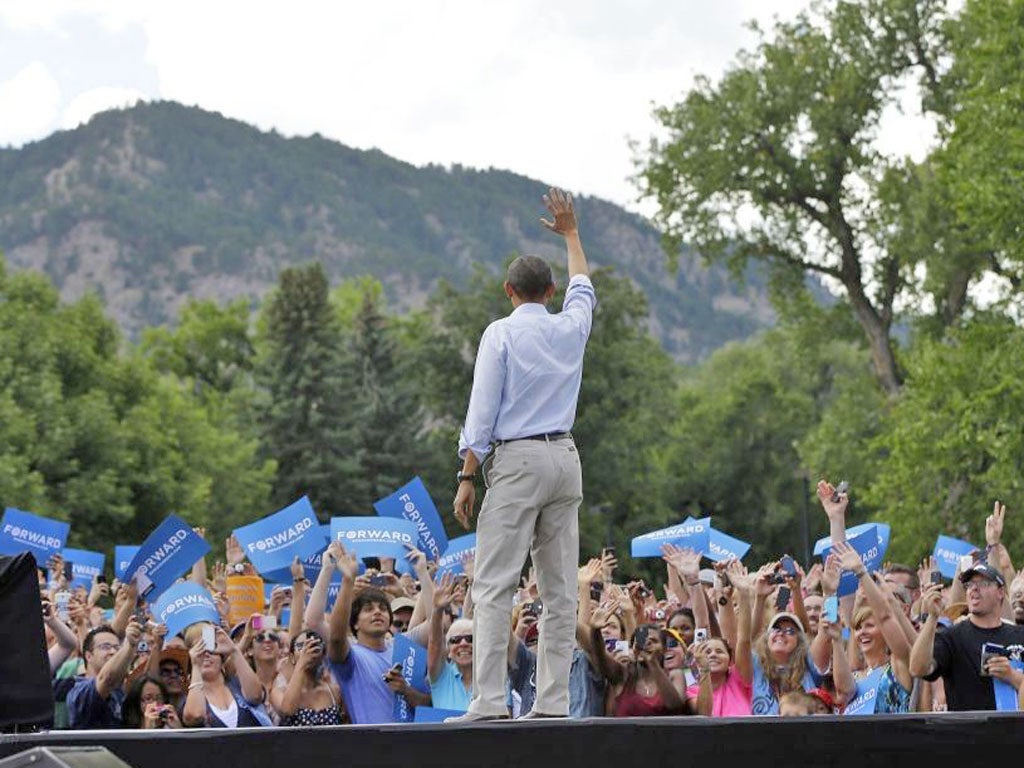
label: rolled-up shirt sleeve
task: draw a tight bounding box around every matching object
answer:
[458,323,506,461]
[561,275,597,339]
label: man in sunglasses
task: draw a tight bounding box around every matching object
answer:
[428,575,475,712]
[390,597,416,636]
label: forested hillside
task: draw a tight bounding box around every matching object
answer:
[0,101,771,361]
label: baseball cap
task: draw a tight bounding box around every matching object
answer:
[769,611,805,633]
[390,597,416,613]
[959,562,1006,587]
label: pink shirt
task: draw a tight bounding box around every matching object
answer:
[687,666,752,717]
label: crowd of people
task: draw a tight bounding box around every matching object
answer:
[33,479,1024,730]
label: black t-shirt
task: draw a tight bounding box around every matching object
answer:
[923,619,1024,711]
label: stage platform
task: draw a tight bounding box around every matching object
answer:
[2,714,1023,768]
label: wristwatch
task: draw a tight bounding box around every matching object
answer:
[456,472,475,484]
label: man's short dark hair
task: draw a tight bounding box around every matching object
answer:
[507,255,554,301]
[83,624,118,656]
[884,563,920,590]
[350,589,393,634]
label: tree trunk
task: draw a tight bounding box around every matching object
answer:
[846,288,903,396]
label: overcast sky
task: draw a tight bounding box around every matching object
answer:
[0,1,933,213]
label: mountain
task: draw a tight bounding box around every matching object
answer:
[0,101,774,361]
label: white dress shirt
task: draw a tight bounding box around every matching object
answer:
[458,274,597,461]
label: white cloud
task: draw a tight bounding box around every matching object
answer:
[0,61,61,146]
[0,0,811,207]
[61,85,148,130]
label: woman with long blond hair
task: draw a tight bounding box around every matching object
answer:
[733,561,838,715]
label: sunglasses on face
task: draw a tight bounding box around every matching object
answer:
[254,632,279,643]
[770,626,798,637]
[392,620,408,630]
[448,634,473,646]
[159,666,182,678]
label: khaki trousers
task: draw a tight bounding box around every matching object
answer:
[468,437,582,717]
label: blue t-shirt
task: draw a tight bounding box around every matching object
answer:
[749,651,825,716]
[430,661,472,712]
[66,676,124,729]
[328,641,395,724]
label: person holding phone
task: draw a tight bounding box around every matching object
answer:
[732,562,832,715]
[832,541,913,713]
[326,543,430,723]
[66,620,144,729]
[586,606,690,716]
[181,623,272,728]
[239,614,285,723]
[122,675,182,729]
[273,630,344,726]
[910,561,1024,710]
[451,188,596,721]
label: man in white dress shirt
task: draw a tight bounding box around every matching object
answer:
[451,187,596,721]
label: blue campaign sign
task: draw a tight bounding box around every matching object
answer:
[330,517,419,575]
[631,517,710,559]
[392,633,430,722]
[125,514,211,601]
[413,706,464,723]
[706,526,751,562]
[153,582,221,639]
[813,523,891,563]
[844,666,886,715]
[115,546,140,581]
[234,496,326,578]
[933,535,978,579]
[61,548,105,590]
[435,534,477,581]
[374,477,449,562]
[821,525,879,597]
[0,508,69,561]
[994,659,1024,711]
[262,525,334,584]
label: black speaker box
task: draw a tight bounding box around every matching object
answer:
[0,747,133,768]
[0,553,55,731]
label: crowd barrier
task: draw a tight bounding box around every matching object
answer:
[2,713,1024,768]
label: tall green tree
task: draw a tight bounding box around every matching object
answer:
[0,255,272,552]
[142,298,256,398]
[256,263,360,518]
[861,320,1024,562]
[638,0,963,394]
[656,317,884,563]
[941,0,1024,280]
[342,284,430,512]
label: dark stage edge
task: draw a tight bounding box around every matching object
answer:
[2,714,1024,768]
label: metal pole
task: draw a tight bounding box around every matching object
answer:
[801,474,811,565]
